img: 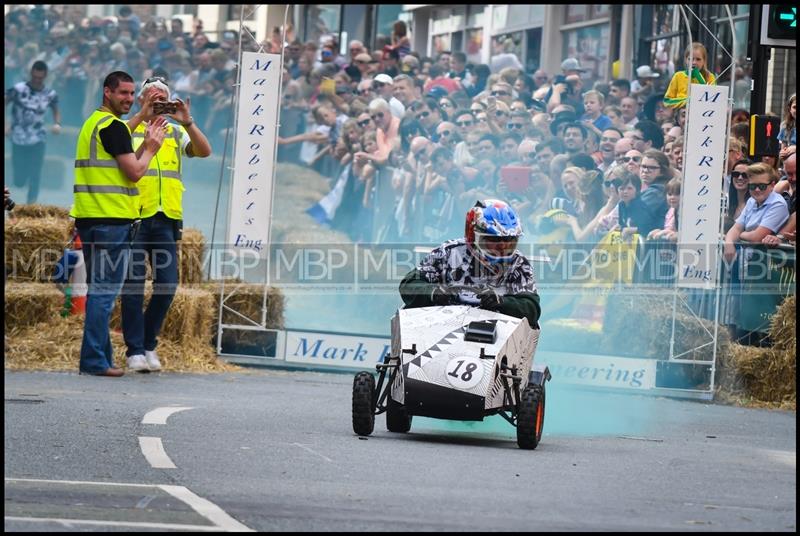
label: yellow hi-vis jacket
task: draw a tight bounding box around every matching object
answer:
[131,121,186,220]
[70,110,140,219]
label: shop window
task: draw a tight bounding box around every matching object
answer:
[433,34,452,55]
[466,28,484,65]
[562,23,610,85]
[565,6,589,24]
[525,28,542,73]
[491,31,524,65]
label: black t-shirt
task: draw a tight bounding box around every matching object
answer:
[76,117,136,228]
[98,119,134,156]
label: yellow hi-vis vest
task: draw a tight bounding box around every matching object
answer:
[70,110,140,219]
[131,122,185,220]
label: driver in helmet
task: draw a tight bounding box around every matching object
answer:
[399,199,541,329]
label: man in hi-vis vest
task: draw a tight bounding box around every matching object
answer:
[71,71,166,377]
[121,75,211,372]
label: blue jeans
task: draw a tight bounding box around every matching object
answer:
[77,223,132,374]
[121,213,179,357]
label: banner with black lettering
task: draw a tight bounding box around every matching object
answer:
[677,83,729,288]
[227,52,281,257]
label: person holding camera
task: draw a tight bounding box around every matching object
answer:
[546,59,586,116]
[118,75,211,373]
[71,71,167,378]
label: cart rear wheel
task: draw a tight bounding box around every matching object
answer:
[517,383,545,450]
[386,396,412,433]
[352,372,376,436]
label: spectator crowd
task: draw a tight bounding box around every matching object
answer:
[5,6,796,341]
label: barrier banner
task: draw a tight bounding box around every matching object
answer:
[227,52,282,257]
[677,83,729,288]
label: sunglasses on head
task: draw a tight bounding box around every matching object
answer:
[358,119,371,127]
[622,156,642,163]
[748,182,772,191]
[730,171,748,179]
[144,76,167,85]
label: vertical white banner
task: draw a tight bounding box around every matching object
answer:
[227,52,281,257]
[677,84,730,289]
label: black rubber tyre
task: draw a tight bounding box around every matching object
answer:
[386,396,413,433]
[517,383,545,450]
[352,372,376,436]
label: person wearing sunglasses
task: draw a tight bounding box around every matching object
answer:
[353,98,399,168]
[723,159,752,232]
[409,97,441,138]
[597,127,622,171]
[622,149,643,175]
[435,121,459,149]
[489,82,514,106]
[723,162,790,264]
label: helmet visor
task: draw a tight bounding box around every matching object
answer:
[476,233,518,259]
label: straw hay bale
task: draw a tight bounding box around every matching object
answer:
[4,216,71,281]
[179,227,206,285]
[4,315,238,373]
[11,204,71,219]
[108,285,218,345]
[4,282,67,331]
[203,281,285,329]
[715,295,796,408]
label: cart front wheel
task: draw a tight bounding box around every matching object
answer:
[352,371,376,436]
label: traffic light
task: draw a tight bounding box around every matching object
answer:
[749,115,781,157]
[768,5,796,41]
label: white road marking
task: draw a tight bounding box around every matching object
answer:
[161,485,254,532]
[5,478,254,532]
[141,406,195,425]
[292,442,333,463]
[138,436,177,469]
[4,516,223,531]
[760,449,796,468]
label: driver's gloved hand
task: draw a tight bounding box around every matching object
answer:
[431,285,455,305]
[477,288,503,310]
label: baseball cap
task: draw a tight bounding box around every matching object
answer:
[426,86,448,99]
[560,57,586,73]
[374,73,394,85]
[635,65,660,78]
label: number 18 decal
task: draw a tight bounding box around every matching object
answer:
[445,356,483,390]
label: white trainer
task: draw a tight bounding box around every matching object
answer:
[127,354,149,372]
[145,350,162,371]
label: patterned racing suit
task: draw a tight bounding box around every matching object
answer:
[399,238,541,329]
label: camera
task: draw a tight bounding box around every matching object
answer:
[153,101,178,115]
[5,197,15,212]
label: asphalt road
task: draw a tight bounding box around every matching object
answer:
[4,369,796,532]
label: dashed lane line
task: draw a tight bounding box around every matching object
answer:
[141,406,195,425]
[139,436,177,469]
